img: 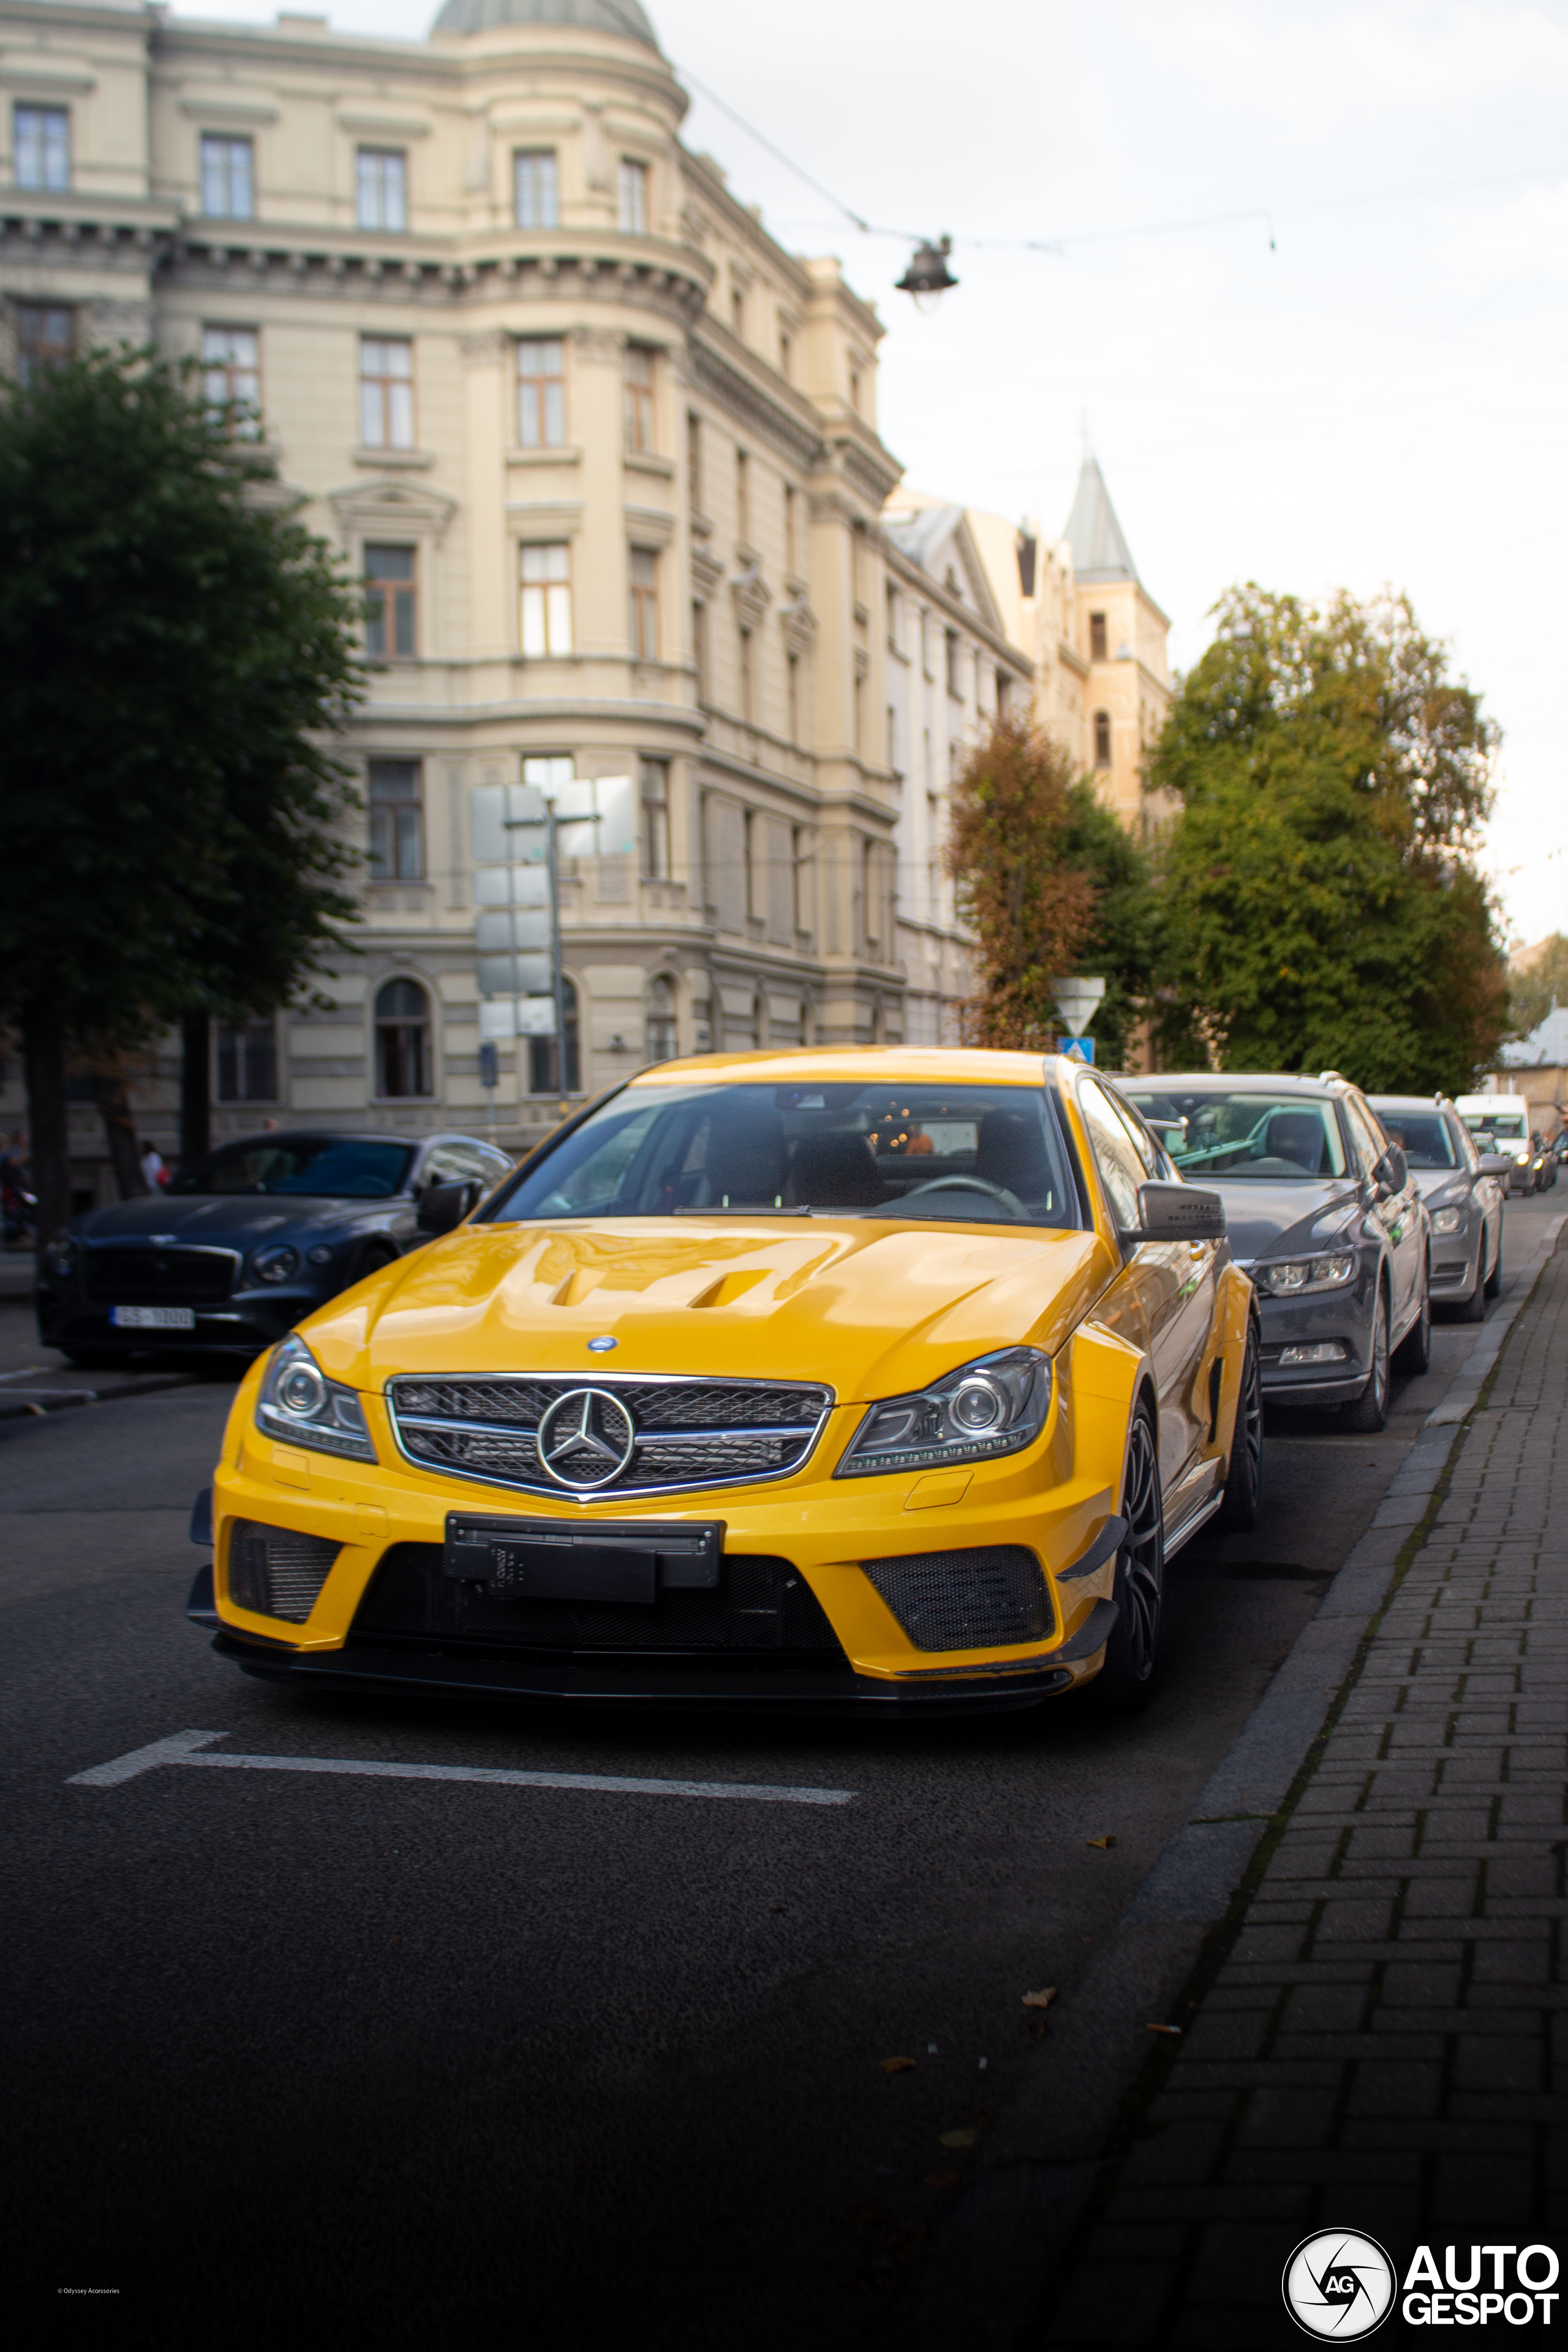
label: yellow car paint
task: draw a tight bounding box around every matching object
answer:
[205,1049,1254,1705]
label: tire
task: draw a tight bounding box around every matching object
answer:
[1216,1318,1264,1532]
[344,1242,398,1293]
[1090,1401,1166,1715]
[1392,1262,1431,1375]
[1341,1286,1390,1432]
[1485,1225,1502,1298]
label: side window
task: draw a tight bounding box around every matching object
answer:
[1104,1084,1161,1178]
[1343,1095,1386,1181]
[423,1142,491,1186]
[1453,1117,1480,1174]
[1078,1080,1145,1231]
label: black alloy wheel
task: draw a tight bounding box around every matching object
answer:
[1342,1285,1390,1432]
[1090,1401,1166,1715]
[1217,1318,1264,1530]
[1392,1261,1431,1375]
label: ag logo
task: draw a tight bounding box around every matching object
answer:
[1283,2232,1395,2338]
[535,1386,637,1489]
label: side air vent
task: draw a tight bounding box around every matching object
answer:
[862,1546,1052,1652]
[227,1520,341,1624]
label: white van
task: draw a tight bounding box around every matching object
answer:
[1456,1093,1535,1192]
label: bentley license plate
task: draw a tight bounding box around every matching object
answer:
[111,1305,196,1330]
[443,1515,723,1605]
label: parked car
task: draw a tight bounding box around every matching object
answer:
[1455,1094,1537,1193]
[1368,1095,1505,1322]
[186,1050,1261,1718]
[38,1129,514,1365]
[1123,1070,1429,1431]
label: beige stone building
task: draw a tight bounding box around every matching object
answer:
[0,0,1171,1188]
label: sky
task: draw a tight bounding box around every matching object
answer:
[175,0,1568,949]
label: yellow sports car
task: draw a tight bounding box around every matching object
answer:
[187,1050,1261,1717]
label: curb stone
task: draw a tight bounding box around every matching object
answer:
[859,1210,1567,2351]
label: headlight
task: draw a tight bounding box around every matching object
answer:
[251,1242,301,1285]
[306,1244,334,1266]
[1429,1206,1465,1236]
[834,1346,1052,1478]
[43,1237,75,1276]
[1252,1250,1356,1297]
[255,1334,376,1461]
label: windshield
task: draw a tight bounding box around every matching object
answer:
[491,1083,1080,1227]
[1464,1111,1525,1141]
[1124,1091,1348,1181]
[170,1138,415,1199]
[1370,1111,1457,1170]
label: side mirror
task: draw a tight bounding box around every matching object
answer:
[417,1178,481,1236]
[1124,1180,1226,1243]
[1479,1152,1514,1179]
[1376,1143,1408,1193]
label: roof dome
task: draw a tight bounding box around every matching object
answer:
[431,0,660,44]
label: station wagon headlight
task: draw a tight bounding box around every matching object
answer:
[1252,1251,1356,1296]
[256,1334,377,1461]
[1429,1207,1465,1236]
[835,1346,1052,1478]
[251,1242,301,1285]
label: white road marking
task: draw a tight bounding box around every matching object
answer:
[68,1731,854,1806]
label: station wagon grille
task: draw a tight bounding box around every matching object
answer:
[85,1245,238,1306]
[385,1374,833,1498]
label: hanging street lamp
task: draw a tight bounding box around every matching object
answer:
[895,235,959,312]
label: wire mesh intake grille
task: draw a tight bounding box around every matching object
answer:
[385,1375,831,1497]
[85,1246,236,1305]
[353,1543,846,1657]
[862,1546,1052,1652]
[227,1519,341,1624]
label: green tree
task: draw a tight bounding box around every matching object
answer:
[0,348,364,1243]
[1507,934,1568,1037]
[944,717,1161,1059]
[1150,585,1507,1093]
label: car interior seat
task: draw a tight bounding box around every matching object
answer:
[701,1110,785,1206]
[1262,1111,1330,1174]
[974,1110,1053,1198]
[785,1132,886,1208]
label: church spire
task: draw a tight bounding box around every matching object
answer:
[1063,453,1139,584]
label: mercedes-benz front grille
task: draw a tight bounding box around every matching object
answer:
[385,1374,834,1498]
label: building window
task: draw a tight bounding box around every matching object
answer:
[731,281,745,339]
[887,705,898,774]
[1090,611,1108,662]
[200,134,254,220]
[375,978,432,1099]
[1094,709,1112,766]
[624,346,655,452]
[216,1018,278,1104]
[364,546,417,661]
[530,977,579,1095]
[791,827,808,935]
[743,808,757,920]
[516,336,565,447]
[360,337,414,449]
[783,483,797,575]
[356,147,407,232]
[786,651,800,745]
[944,629,961,698]
[14,104,69,192]
[739,627,754,724]
[629,548,659,661]
[200,325,260,435]
[996,673,1011,719]
[646,974,677,1064]
[617,157,647,233]
[368,760,424,880]
[778,329,792,381]
[692,600,708,701]
[885,582,899,651]
[514,148,558,229]
[520,543,572,656]
[848,367,861,413]
[15,303,74,387]
[641,758,671,880]
[735,447,750,546]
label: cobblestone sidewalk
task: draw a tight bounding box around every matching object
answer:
[1046,1239,1568,2347]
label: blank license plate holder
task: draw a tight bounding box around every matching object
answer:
[442,1515,725,1605]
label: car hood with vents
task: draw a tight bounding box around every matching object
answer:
[298,1217,1112,1405]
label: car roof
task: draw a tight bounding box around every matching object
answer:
[622,1047,1062,1089]
[1367,1095,1455,1113]
[1122,1072,1340,1098]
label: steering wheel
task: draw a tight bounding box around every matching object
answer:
[900,1175,1025,1214]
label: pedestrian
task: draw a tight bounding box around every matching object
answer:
[140,1138,169,1190]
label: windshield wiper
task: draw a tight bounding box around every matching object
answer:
[671,1204,813,1216]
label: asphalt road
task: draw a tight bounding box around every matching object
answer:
[3,1191,1558,2346]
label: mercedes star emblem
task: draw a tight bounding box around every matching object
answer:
[535,1386,638,1489]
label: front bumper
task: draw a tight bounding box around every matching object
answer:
[1253,1263,1376,1406]
[39,1284,326,1356]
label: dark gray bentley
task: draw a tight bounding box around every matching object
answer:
[1120,1072,1430,1431]
[37,1129,513,1364]
[1368,1095,1506,1323]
